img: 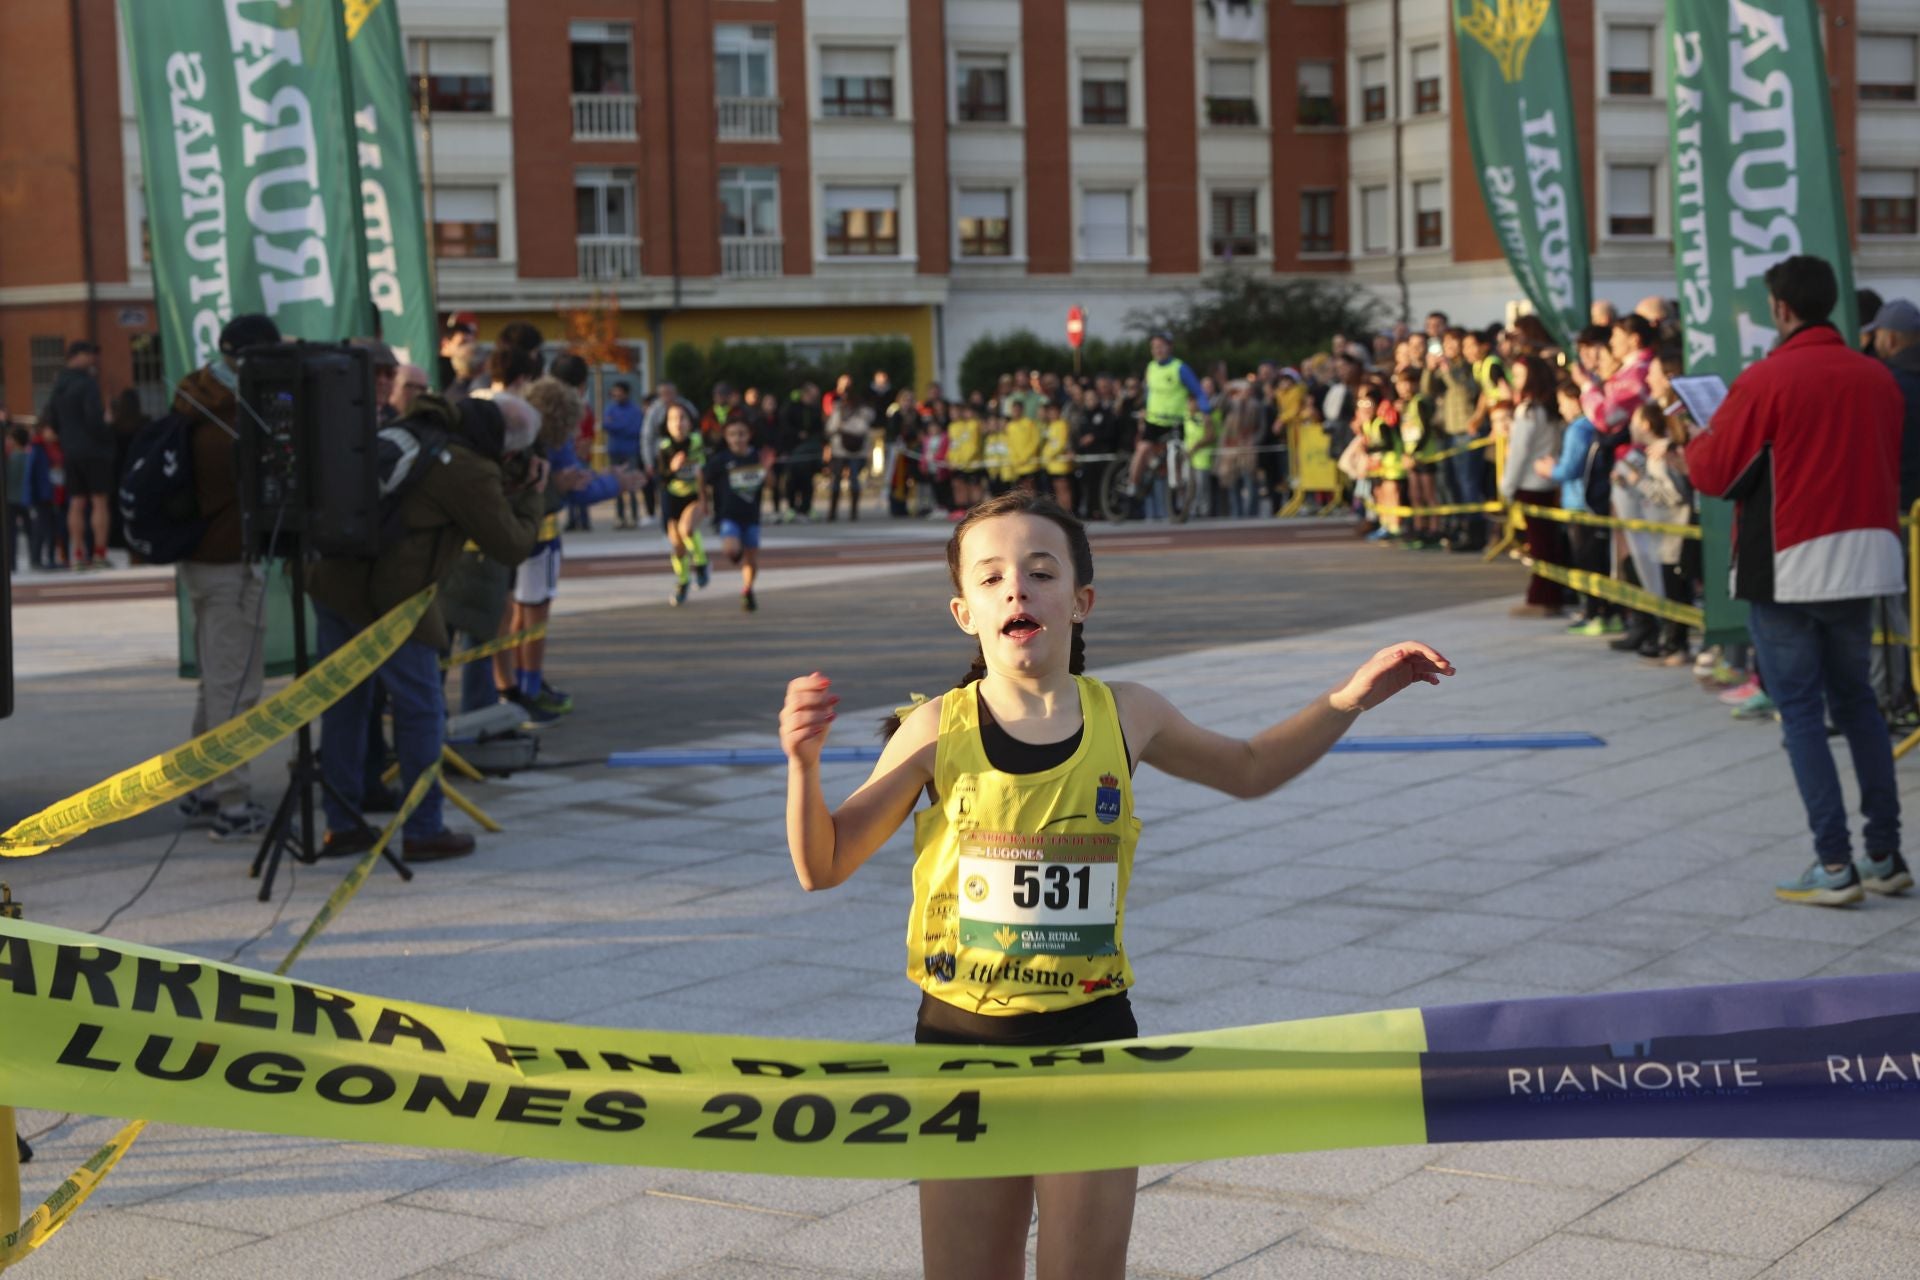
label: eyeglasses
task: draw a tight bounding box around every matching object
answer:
[403,382,428,392]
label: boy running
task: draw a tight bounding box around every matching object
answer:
[706,418,770,611]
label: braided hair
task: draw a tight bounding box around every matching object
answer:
[881,491,1094,740]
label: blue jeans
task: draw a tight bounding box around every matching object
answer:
[315,604,446,840]
[451,629,498,715]
[1747,598,1901,863]
[1445,447,1488,545]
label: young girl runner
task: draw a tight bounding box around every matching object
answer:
[705,418,769,611]
[779,490,1452,1280]
[657,402,711,606]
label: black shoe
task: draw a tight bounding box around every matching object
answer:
[320,825,380,858]
[403,830,476,862]
[1610,628,1655,652]
[360,786,402,815]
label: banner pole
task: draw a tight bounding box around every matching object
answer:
[332,0,379,338]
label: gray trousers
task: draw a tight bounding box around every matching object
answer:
[180,560,267,810]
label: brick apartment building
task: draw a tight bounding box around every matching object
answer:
[1,0,1917,412]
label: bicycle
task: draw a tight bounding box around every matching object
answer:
[1101,435,1197,524]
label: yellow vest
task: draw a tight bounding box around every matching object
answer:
[1041,417,1073,475]
[1006,417,1042,474]
[947,417,982,468]
[1145,358,1190,427]
[908,677,1139,1015]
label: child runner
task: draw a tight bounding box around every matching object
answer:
[705,418,769,612]
[657,402,711,606]
[779,490,1452,1280]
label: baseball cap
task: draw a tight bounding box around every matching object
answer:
[65,340,99,358]
[219,313,282,356]
[1864,299,1920,335]
[445,310,479,335]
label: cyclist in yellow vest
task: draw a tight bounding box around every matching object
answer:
[1126,331,1210,498]
[779,490,1454,1280]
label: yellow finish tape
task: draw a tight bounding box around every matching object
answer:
[1527,562,1705,628]
[0,919,1432,1181]
[0,589,435,860]
[440,624,548,671]
[1511,503,1701,540]
[0,1119,145,1272]
[274,764,443,977]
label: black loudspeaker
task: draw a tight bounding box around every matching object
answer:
[236,343,380,557]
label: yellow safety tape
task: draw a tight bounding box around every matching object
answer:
[1420,436,1498,465]
[1371,501,1506,518]
[273,763,443,977]
[0,1119,145,1271]
[1527,562,1705,628]
[0,919,1431,1180]
[0,589,434,860]
[1511,503,1700,540]
[440,623,548,671]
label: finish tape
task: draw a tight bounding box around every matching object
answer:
[440,624,548,671]
[0,589,435,860]
[4,917,1918,1183]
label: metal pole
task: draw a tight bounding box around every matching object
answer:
[68,0,99,352]
[417,41,439,307]
[332,0,379,337]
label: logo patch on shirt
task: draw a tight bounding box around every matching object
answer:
[1094,773,1122,825]
[926,952,955,983]
[963,873,989,903]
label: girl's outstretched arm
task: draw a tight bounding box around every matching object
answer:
[780,675,939,891]
[1117,643,1454,799]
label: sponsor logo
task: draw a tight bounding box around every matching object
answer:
[925,952,956,983]
[1094,773,1121,825]
[1456,0,1550,84]
[992,925,1019,949]
[1507,1057,1762,1097]
[1079,974,1126,995]
[963,875,989,904]
[966,960,1075,989]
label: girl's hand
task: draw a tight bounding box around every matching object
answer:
[1646,438,1670,462]
[1332,643,1455,713]
[1532,455,1555,477]
[780,672,839,765]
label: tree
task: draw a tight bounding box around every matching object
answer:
[659,337,916,408]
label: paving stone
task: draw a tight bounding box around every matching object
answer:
[1453,939,1648,992]
[1275,943,1471,996]
[732,1184,925,1274]
[1212,1235,1469,1279]
[1320,1169,1607,1271]
[188,1203,525,1280]
[1836,1164,1920,1239]
[1122,1185,1309,1276]
[1171,1144,1441,1204]
[1758,1222,1920,1277]
[1577,1163,1872,1259]
[1169,913,1373,963]
[1620,935,1855,986]
[1484,1231,1765,1279]
[453,1187,806,1279]
[1686,1138,1920,1188]
[1367,911,1553,956]
[1427,1138,1701,1193]
[9,1206,259,1279]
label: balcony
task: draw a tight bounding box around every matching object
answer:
[721,235,784,278]
[577,235,641,281]
[717,96,780,140]
[572,93,637,140]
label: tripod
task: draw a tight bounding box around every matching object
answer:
[249,552,412,901]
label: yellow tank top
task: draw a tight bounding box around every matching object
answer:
[907,676,1139,1016]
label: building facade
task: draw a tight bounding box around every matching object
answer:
[2,0,1917,411]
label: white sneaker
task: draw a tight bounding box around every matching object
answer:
[208,804,270,842]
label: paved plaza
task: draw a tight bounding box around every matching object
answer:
[9,534,1920,1278]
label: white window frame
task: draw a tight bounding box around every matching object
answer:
[1355,51,1389,125]
[1358,182,1393,254]
[1409,176,1446,252]
[1860,167,1920,238]
[568,21,634,97]
[1601,158,1665,241]
[432,185,501,261]
[1206,185,1264,261]
[955,186,1016,260]
[1408,43,1445,116]
[718,166,781,239]
[817,44,900,120]
[1602,20,1660,99]
[714,24,777,100]
[818,182,907,261]
[575,167,637,239]
[954,50,1016,125]
[1859,31,1919,103]
[1078,187,1140,262]
[1077,53,1135,128]
[406,36,498,115]
[1298,59,1337,126]
[1202,55,1262,127]
[1299,187,1339,256]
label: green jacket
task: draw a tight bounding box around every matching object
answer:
[1422,360,1477,439]
[309,398,544,651]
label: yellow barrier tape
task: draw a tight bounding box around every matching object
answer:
[1511,503,1700,540]
[0,918,1430,1180]
[1371,501,1506,518]
[0,589,436,859]
[0,1119,145,1271]
[274,764,443,977]
[1527,562,1704,628]
[1421,435,1498,465]
[440,623,548,671]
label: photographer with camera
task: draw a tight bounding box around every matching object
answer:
[308,390,548,862]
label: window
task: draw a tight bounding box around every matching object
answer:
[1413,179,1444,248]
[1300,189,1336,253]
[576,168,635,239]
[130,333,165,417]
[1607,24,1655,96]
[29,337,65,412]
[1861,169,1919,235]
[720,167,781,238]
[1210,190,1258,259]
[1361,184,1391,253]
[1205,58,1258,126]
[570,22,632,95]
[1298,61,1337,125]
[957,189,1012,257]
[1080,57,1129,125]
[1359,54,1387,122]
[821,46,894,117]
[433,187,499,260]
[1860,33,1918,102]
[1607,163,1656,236]
[957,53,1009,122]
[406,38,493,113]
[1411,45,1442,114]
[715,25,776,99]
[823,185,900,256]
[1081,190,1133,259]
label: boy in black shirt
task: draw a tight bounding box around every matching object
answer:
[705,419,769,611]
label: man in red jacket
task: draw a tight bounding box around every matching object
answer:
[1687,255,1909,907]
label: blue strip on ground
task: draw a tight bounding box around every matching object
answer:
[607,733,1606,768]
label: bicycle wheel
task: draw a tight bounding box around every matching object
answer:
[1165,443,1195,524]
[1100,460,1135,523]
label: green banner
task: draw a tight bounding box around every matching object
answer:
[1665,0,1856,644]
[1451,0,1591,349]
[122,0,373,388]
[347,0,438,385]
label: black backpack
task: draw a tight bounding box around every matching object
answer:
[371,420,451,552]
[118,412,206,564]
